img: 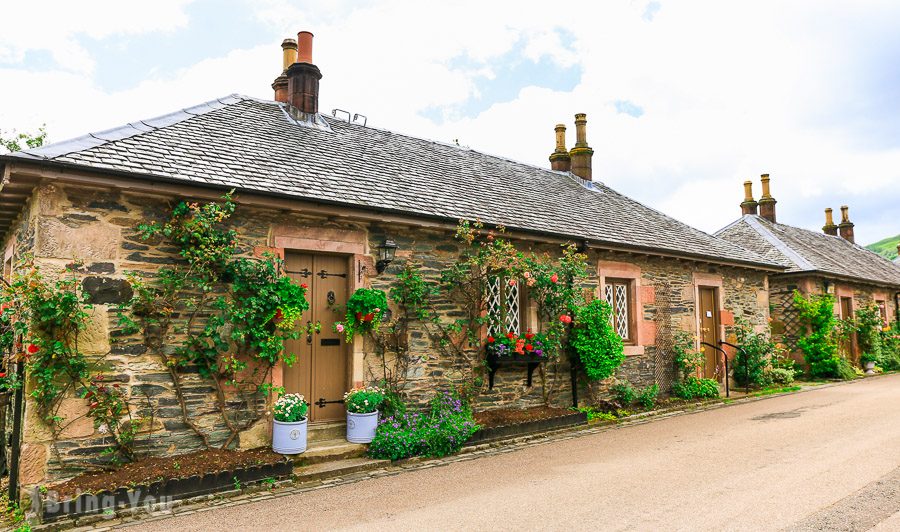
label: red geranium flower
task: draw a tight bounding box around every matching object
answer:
[26,344,39,354]
[525,331,534,340]
[0,372,6,378]
[559,315,572,324]
[363,313,375,322]
[525,344,534,351]
[550,273,559,283]
[300,283,308,289]
[273,308,284,323]
[487,336,495,343]
[506,332,515,339]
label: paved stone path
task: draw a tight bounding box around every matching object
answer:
[116,374,900,531]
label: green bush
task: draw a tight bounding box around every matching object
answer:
[637,384,659,409]
[672,377,719,400]
[881,324,900,370]
[767,367,795,386]
[835,357,858,380]
[855,304,883,366]
[794,291,851,379]
[732,319,774,387]
[368,392,479,461]
[611,381,635,405]
[570,299,625,381]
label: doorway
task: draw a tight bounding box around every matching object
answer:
[282,252,349,422]
[698,286,721,380]
[840,296,857,363]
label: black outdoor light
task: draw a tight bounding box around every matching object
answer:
[376,239,398,274]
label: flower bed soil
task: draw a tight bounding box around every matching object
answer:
[40,448,292,523]
[468,406,587,445]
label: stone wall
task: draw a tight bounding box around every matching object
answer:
[4,182,771,487]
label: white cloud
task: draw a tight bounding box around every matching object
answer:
[1,0,899,245]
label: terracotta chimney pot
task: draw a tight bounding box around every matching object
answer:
[838,205,855,243]
[549,124,571,172]
[297,31,314,63]
[286,31,322,115]
[822,208,838,236]
[740,180,758,216]
[757,173,777,223]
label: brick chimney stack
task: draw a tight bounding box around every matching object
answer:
[740,180,758,216]
[757,173,777,223]
[822,208,838,236]
[838,205,855,243]
[272,38,298,103]
[569,114,593,181]
[285,31,322,115]
[549,124,571,172]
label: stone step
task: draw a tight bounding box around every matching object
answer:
[307,420,347,443]
[293,438,367,466]
[294,457,389,482]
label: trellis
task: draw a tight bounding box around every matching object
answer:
[653,280,675,391]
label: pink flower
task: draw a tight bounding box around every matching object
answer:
[523,272,531,279]
[336,323,345,333]
[508,279,517,286]
[559,315,572,324]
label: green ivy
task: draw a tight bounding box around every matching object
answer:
[570,299,625,381]
[793,291,849,379]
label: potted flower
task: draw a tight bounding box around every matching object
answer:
[272,393,309,454]
[860,352,877,375]
[343,386,385,443]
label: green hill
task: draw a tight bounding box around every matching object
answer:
[867,234,900,260]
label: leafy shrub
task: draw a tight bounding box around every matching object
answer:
[379,389,407,418]
[570,300,625,381]
[672,331,704,381]
[767,367,795,386]
[672,377,719,400]
[368,392,479,461]
[576,407,617,422]
[880,324,900,370]
[344,386,385,414]
[794,291,851,379]
[611,381,635,405]
[273,393,308,422]
[835,357,858,380]
[732,319,775,387]
[338,288,389,341]
[855,304,883,366]
[637,384,659,409]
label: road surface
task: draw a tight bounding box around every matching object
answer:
[123,374,900,531]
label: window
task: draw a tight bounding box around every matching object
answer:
[487,277,523,336]
[604,279,633,343]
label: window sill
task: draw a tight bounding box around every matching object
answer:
[623,345,645,357]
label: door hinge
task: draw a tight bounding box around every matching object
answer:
[314,397,345,408]
[285,267,313,277]
[317,269,347,279]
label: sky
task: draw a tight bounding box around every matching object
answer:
[1,0,899,246]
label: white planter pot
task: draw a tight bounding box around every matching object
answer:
[346,411,379,443]
[865,361,876,375]
[272,418,307,454]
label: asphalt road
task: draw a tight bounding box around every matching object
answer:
[123,374,900,531]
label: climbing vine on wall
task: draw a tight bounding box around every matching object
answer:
[120,193,310,449]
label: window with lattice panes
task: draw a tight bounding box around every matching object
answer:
[604,279,633,343]
[486,277,524,336]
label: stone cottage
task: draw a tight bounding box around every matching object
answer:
[0,31,780,485]
[717,175,900,363]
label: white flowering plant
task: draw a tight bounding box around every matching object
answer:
[273,393,308,422]
[343,386,385,414]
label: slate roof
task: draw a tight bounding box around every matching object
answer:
[4,94,780,269]
[716,215,900,287]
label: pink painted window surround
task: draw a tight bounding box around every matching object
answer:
[598,261,653,355]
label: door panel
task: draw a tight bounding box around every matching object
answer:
[283,253,314,416]
[311,254,349,421]
[840,297,856,363]
[282,252,349,423]
[698,287,721,380]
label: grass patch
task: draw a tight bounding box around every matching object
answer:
[748,385,802,397]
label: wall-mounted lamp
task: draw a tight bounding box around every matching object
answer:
[824,280,835,295]
[376,239,398,274]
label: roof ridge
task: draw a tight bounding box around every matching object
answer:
[742,215,816,270]
[12,94,249,161]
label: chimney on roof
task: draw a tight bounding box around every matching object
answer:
[272,38,298,103]
[740,180,758,216]
[757,173,777,223]
[549,124,571,172]
[569,113,594,181]
[822,208,838,236]
[284,31,322,115]
[838,205,855,243]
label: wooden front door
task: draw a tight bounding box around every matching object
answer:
[283,252,349,422]
[698,287,721,380]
